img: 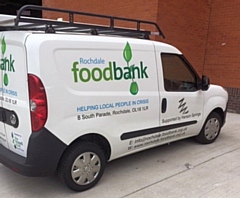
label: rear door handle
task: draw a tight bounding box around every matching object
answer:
[162,98,167,113]
[0,109,6,122]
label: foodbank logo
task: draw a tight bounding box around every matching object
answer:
[1,36,15,86]
[71,42,149,95]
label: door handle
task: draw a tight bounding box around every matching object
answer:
[162,98,167,113]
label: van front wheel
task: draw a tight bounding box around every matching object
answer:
[58,142,106,192]
[195,112,222,144]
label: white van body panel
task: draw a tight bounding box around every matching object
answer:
[26,34,162,159]
[203,85,228,121]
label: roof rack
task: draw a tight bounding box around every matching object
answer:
[0,4,165,39]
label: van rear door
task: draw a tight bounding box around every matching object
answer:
[0,32,32,157]
[0,33,8,149]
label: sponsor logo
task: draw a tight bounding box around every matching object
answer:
[11,132,24,152]
[178,98,189,114]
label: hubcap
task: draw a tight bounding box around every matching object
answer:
[71,152,101,185]
[204,118,220,140]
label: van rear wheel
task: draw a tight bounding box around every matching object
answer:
[58,142,106,191]
[195,112,222,144]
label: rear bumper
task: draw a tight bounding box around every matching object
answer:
[0,128,67,177]
[0,143,32,175]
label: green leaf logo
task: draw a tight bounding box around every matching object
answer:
[2,36,6,55]
[123,42,132,63]
[4,73,8,86]
[130,81,138,95]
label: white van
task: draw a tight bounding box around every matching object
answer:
[0,5,228,191]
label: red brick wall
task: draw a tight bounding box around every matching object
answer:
[204,0,240,113]
[204,0,240,88]
[156,1,211,75]
[42,0,160,44]
[42,0,159,25]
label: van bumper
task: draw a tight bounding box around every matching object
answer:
[0,128,67,177]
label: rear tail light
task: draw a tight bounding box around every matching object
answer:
[28,74,48,132]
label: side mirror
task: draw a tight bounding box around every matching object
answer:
[202,75,210,91]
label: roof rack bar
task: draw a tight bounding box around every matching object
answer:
[137,22,140,31]
[15,4,165,39]
[110,17,114,30]
[69,12,74,24]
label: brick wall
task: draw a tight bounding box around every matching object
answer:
[42,0,160,42]
[156,1,211,75]
[42,0,159,24]
[204,0,240,88]
[41,0,240,113]
[225,87,240,113]
[203,0,240,112]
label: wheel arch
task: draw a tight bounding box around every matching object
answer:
[62,133,111,162]
[204,107,225,126]
[212,107,225,126]
[203,95,227,127]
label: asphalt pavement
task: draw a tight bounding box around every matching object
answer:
[1,112,240,198]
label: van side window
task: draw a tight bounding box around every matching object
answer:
[161,53,197,92]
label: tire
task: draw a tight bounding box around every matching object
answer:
[58,142,106,192]
[195,112,222,144]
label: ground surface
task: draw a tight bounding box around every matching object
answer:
[1,113,239,198]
